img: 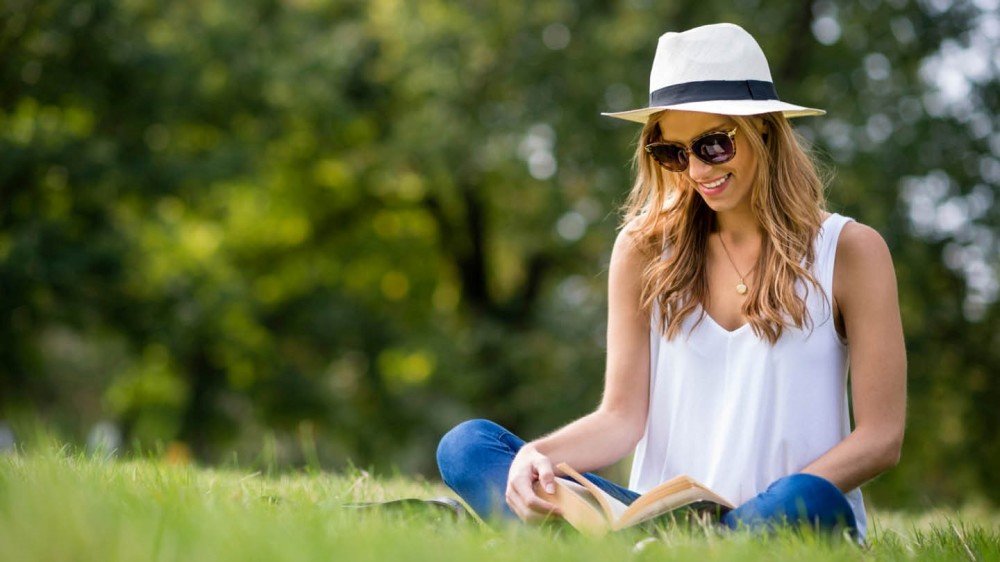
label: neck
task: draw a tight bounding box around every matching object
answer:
[713,207,761,244]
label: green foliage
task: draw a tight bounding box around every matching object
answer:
[0,0,996,510]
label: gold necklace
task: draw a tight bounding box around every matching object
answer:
[717,234,757,295]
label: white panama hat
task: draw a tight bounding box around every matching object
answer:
[601,23,825,124]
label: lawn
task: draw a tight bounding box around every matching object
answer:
[0,443,996,562]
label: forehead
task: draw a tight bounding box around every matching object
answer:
[654,110,734,142]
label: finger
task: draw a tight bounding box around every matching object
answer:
[517,497,549,525]
[536,462,557,495]
[510,485,559,523]
[513,473,563,517]
[527,481,563,515]
[526,494,562,516]
[505,486,530,522]
[511,474,537,503]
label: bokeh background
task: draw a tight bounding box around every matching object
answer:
[1,0,997,511]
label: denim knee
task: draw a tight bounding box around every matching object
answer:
[766,473,856,528]
[723,472,856,534]
[436,418,501,487]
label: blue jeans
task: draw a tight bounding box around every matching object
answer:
[436,419,858,538]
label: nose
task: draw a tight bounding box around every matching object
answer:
[687,153,715,182]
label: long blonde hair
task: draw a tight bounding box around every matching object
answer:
[619,111,830,345]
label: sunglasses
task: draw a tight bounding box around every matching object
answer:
[644,126,738,172]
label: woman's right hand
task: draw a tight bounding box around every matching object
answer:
[505,444,563,523]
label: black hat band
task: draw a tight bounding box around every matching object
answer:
[649,79,778,107]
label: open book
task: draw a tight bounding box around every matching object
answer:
[533,462,734,535]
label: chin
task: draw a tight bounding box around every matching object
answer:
[699,196,736,213]
[696,184,750,213]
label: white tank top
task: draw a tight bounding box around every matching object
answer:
[628,213,868,540]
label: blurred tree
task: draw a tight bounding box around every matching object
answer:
[0,0,996,509]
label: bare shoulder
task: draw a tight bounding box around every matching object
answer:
[837,221,893,269]
[611,219,652,267]
[609,218,651,296]
[612,217,648,262]
[834,220,897,306]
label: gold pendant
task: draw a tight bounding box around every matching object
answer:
[736,282,748,295]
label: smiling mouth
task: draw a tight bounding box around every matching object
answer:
[699,173,732,190]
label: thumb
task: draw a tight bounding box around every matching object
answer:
[536,461,557,494]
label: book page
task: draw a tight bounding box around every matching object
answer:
[615,477,734,530]
[534,478,609,535]
[554,463,629,523]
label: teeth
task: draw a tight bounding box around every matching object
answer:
[703,174,730,189]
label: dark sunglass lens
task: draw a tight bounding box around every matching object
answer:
[650,144,687,171]
[694,133,735,164]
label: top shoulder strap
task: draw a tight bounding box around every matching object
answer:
[816,213,855,295]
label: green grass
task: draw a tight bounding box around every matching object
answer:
[0,443,997,562]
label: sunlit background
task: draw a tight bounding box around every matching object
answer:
[0,0,997,512]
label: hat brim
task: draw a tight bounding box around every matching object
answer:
[601,100,825,124]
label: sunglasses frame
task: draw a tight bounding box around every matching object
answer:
[644,126,739,172]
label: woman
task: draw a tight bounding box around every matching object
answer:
[436,23,906,543]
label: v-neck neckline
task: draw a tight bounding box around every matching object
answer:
[698,306,752,336]
[698,213,837,337]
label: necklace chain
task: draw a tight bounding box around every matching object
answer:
[717,234,757,295]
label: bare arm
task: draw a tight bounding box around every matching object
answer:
[504,224,652,520]
[527,224,652,470]
[800,222,907,491]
